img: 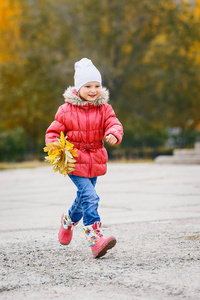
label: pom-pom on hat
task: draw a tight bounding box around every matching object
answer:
[74,58,102,92]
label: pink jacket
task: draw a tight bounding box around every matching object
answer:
[45,86,123,177]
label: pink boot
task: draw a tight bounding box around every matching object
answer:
[83,222,116,258]
[58,213,77,245]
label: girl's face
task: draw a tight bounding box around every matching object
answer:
[79,82,101,101]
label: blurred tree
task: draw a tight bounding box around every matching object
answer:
[0,126,26,161]
[142,0,200,146]
[0,0,200,160]
[65,0,200,148]
[0,0,74,157]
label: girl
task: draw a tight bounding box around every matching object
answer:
[45,58,123,258]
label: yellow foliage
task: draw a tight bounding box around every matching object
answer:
[161,1,176,11]
[196,122,200,131]
[188,41,200,65]
[194,0,200,19]
[0,0,22,64]
[122,44,133,55]
[142,34,168,64]
[44,132,78,176]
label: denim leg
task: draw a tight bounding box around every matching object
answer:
[67,187,83,223]
[68,175,100,226]
[90,176,97,188]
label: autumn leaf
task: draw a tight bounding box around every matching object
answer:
[44,132,78,176]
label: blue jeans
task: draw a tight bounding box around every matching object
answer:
[68,175,100,226]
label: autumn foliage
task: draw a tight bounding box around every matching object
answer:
[44,132,78,175]
[0,0,200,161]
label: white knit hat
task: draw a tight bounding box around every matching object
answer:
[74,58,102,92]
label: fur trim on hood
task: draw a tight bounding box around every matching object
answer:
[63,86,109,106]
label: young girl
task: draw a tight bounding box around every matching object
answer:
[45,58,123,258]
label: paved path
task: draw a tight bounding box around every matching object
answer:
[0,163,200,299]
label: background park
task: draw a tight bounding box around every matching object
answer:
[1,1,200,300]
[1,0,200,163]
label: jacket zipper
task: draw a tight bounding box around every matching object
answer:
[86,110,92,177]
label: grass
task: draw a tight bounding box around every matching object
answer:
[0,159,153,170]
[0,160,48,170]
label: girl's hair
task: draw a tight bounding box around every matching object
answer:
[77,89,87,102]
[77,90,81,98]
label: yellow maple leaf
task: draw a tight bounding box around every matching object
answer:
[44,131,78,176]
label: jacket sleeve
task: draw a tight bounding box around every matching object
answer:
[45,106,67,144]
[104,104,123,145]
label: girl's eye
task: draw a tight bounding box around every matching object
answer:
[84,85,100,88]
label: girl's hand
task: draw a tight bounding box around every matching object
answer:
[105,134,117,145]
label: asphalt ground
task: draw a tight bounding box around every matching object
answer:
[0,163,200,299]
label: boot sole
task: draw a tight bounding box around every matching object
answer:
[95,238,116,258]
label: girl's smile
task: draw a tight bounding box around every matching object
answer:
[79,82,101,101]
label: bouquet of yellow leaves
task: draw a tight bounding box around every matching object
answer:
[44,131,78,176]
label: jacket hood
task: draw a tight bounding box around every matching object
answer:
[63,86,109,106]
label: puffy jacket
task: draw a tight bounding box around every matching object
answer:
[45,86,123,178]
